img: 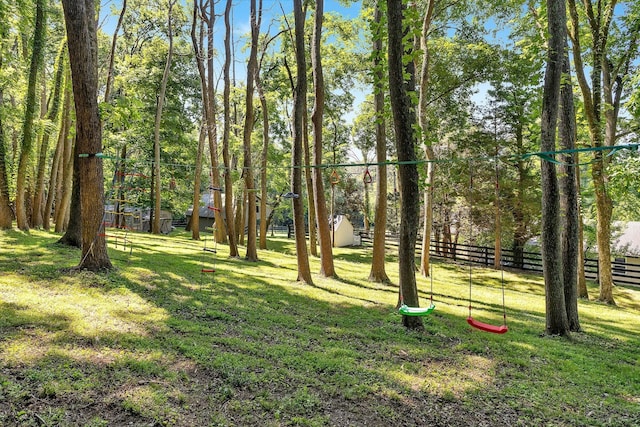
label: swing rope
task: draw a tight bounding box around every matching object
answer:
[466,163,508,334]
[398,231,436,317]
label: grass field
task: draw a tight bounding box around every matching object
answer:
[1,229,639,426]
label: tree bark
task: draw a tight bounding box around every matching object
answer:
[292,0,313,284]
[61,0,112,270]
[303,107,318,257]
[16,0,46,231]
[567,0,617,305]
[558,40,580,332]
[311,0,336,277]
[368,1,390,283]
[55,116,75,234]
[256,31,269,252]
[416,0,436,278]
[152,0,175,234]
[559,39,581,331]
[58,139,81,247]
[191,123,206,241]
[540,0,569,336]
[387,0,422,330]
[32,44,66,228]
[243,0,260,261]
[192,0,225,243]
[222,0,238,256]
[576,164,589,298]
[44,66,72,231]
[0,87,12,229]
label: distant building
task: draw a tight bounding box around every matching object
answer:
[185,193,272,232]
[330,215,354,247]
[613,221,640,255]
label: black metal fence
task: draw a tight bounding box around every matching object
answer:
[358,231,640,287]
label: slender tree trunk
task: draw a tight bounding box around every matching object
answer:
[292,0,313,284]
[223,0,238,255]
[416,0,435,278]
[0,14,12,228]
[152,0,175,234]
[369,1,390,283]
[567,0,616,305]
[32,44,66,228]
[0,87,12,229]
[311,0,335,277]
[57,135,80,247]
[540,0,569,336]
[104,0,126,103]
[205,0,225,244]
[559,39,581,331]
[55,118,75,233]
[242,0,260,261]
[61,0,112,270]
[44,67,72,231]
[191,123,206,241]
[192,0,224,243]
[256,67,269,250]
[576,164,588,298]
[387,0,422,330]
[16,0,46,231]
[303,108,318,256]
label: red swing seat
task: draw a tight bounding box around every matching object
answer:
[466,317,508,334]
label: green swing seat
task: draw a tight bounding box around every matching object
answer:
[398,303,436,317]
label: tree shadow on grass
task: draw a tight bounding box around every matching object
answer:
[3,231,640,426]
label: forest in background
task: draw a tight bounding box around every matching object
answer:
[0,0,638,324]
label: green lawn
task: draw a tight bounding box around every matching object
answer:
[1,229,639,426]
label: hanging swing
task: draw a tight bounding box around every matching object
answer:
[466,163,508,334]
[398,262,436,316]
[467,264,508,334]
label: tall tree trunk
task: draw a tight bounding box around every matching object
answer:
[567,0,619,305]
[540,0,569,336]
[576,164,589,298]
[55,113,74,232]
[311,0,335,277]
[32,43,66,228]
[57,134,81,247]
[303,107,318,257]
[104,0,126,103]
[559,39,581,331]
[55,118,75,233]
[223,0,238,256]
[292,0,313,284]
[16,0,46,231]
[61,0,112,270]
[191,123,206,241]
[369,1,390,283]
[0,87,12,229]
[152,0,175,234]
[44,67,72,231]
[205,0,225,244]
[243,0,260,261]
[0,11,12,228]
[192,0,224,243]
[256,64,269,251]
[387,0,422,330]
[416,0,436,278]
